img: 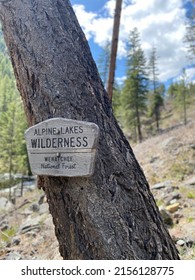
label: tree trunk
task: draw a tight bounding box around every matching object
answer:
[135,102,142,143]
[183,89,187,126]
[0,0,179,260]
[155,109,160,132]
[107,0,123,102]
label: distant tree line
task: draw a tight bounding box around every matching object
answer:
[0,31,29,178]
[98,24,195,143]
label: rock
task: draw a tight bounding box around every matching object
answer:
[173,213,183,219]
[173,212,183,224]
[0,197,13,211]
[29,249,37,256]
[150,156,159,163]
[189,144,195,150]
[0,219,5,226]
[6,242,11,248]
[172,193,182,200]
[166,203,180,213]
[184,176,195,186]
[164,192,182,205]
[176,239,185,246]
[29,203,40,212]
[12,237,21,246]
[1,224,9,231]
[151,181,172,190]
[176,238,194,248]
[32,236,45,247]
[38,194,45,205]
[186,239,194,248]
[169,199,178,205]
[39,203,49,215]
[23,208,34,215]
[19,217,41,234]
[25,231,37,238]
[166,186,179,193]
[160,208,174,226]
[5,252,22,260]
[0,220,9,231]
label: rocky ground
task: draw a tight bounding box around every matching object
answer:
[0,183,62,260]
[133,120,195,259]
[0,121,195,260]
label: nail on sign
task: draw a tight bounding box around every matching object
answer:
[25,118,99,177]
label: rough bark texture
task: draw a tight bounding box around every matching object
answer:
[0,0,179,260]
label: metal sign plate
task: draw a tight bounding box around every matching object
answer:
[25,118,99,177]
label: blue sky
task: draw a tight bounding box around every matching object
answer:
[70,0,194,87]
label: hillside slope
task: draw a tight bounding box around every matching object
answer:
[133,120,195,259]
[133,121,195,186]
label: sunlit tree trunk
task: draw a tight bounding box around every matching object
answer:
[107,0,123,103]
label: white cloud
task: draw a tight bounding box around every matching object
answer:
[186,68,195,82]
[72,5,97,40]
[174,67,195,83]
[73,4,113,45]
[115,75,127,86]
[73,0,190,82]
[104,0,116,16]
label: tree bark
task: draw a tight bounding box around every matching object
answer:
[183,89,187,126]
[0,0,179,260]
[107,0,122,102]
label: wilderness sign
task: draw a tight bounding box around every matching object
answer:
[25,118,99,177]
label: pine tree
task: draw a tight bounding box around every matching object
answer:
[178,69,189,125]
[167,83,178,99]
[0,101,17,177]
[121,28,148,142]
[167,69,190,125]
[112,82,122,122]
[148,46,164,132]
[14,101,29,175]
[0,33,28,176]
[189,81,195,98]
[0,99,28,176]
